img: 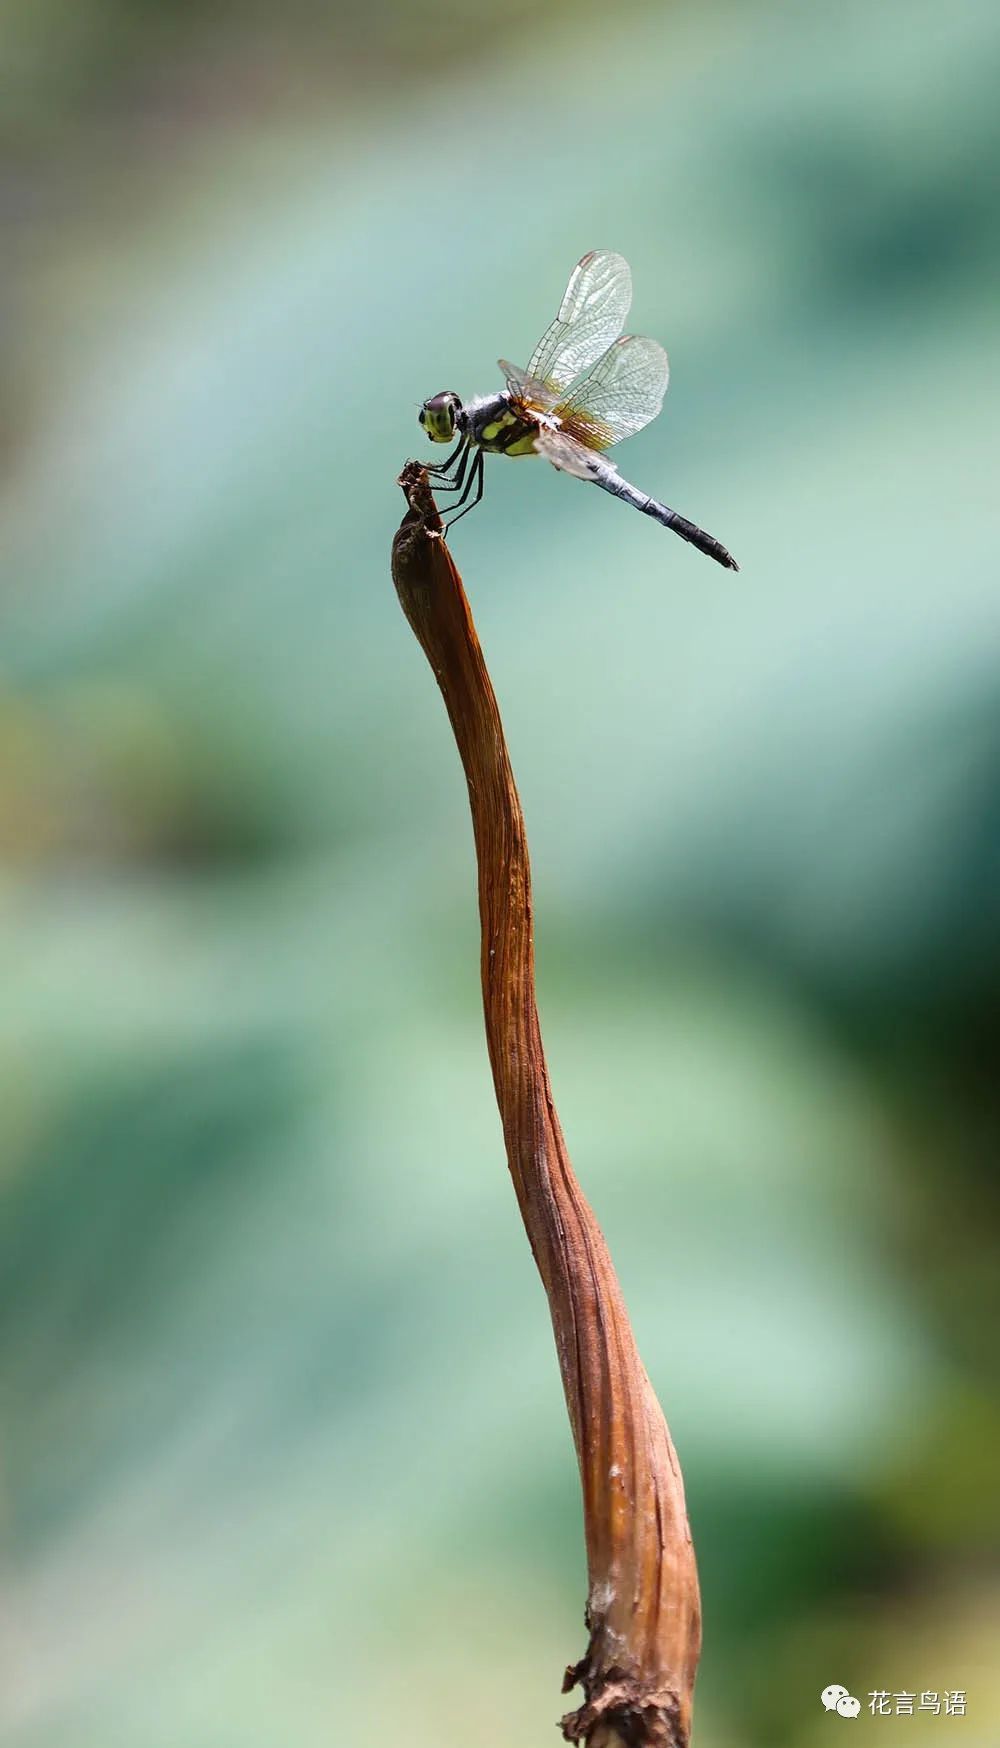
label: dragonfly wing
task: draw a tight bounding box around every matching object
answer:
[497,358,559,408]
[533,427,615,481]
[555,335,669,449]
[524,251,632,394]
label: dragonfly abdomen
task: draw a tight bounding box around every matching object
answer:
[588,462,739,572]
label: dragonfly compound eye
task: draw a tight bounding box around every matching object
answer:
[421,392,459,443]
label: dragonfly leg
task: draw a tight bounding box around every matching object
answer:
[426,441,472,495]
[443,448,485,531]
[424,437,468,482]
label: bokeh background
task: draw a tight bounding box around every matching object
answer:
[2,0,999,1743]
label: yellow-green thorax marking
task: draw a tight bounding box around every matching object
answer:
[464,393,540,457]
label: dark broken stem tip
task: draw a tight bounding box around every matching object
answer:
[396,460,443,534]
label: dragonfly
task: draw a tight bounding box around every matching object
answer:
[418,250,737,570]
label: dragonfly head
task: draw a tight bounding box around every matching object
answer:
[419,391,463,444]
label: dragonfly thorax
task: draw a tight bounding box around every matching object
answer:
[464,392,541,457]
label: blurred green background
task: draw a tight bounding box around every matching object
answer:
[2,0,999,1743]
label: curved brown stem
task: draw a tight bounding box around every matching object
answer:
[391,463,701,1748]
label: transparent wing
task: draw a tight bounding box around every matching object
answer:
[497,358,559,408]
[532,428,615,480]
[523,251,632,393]
[554,335,669,450]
